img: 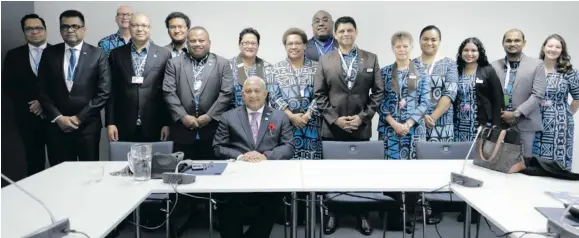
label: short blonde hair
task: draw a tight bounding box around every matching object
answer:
[391,31,413,46]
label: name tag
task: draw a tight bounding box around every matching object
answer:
[300,88,306,97]
[409,74,417,80]
[366,68,373,73]
[475,78,483,84]
[131,76,144,84]
[194,80,202,91]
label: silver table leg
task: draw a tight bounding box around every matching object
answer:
[305,193,310,238]
[319,195,324,238]
[166,196,170,238]
[464,204,472,238]
[134,205,141,238]
[291,192,298,238]
[402,192,406,238]
[422,192,426,238]
[209,193,214,238]
[309,192,316,238]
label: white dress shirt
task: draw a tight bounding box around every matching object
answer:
[63,41,83,82]
[236,105,265,160]
[28,43,47,76]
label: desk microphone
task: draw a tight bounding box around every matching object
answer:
[2,173,70,238]
[450,126,484,187]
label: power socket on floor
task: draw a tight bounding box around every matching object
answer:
[162,173,196,184]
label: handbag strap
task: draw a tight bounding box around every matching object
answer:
[478,129,507,161]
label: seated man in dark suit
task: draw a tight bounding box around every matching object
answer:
[213,76,294,238]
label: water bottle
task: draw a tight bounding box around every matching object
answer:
[127,144,152,181]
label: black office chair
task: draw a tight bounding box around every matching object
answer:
[109,141,174,238]
[321,141,400,237]
[415,141,480,236]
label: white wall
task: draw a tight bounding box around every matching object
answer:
[34,1,579,171]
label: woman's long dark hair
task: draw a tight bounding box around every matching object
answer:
[456,37,489,76]
[539,34,573,74]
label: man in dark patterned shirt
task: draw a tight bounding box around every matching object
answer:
[97,5,133,56]
[163,12,191,58]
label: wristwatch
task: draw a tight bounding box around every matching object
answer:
[514,110,521,118]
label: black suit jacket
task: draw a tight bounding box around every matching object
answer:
[213,106,294,160]
[163,53,234,144]
[37,42,111,133]
[462,65,505,126]
[2,43,51,124]
[106,43,172,139]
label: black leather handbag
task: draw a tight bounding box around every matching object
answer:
[520,156,579,180]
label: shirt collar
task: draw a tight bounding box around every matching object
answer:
[246,105,265,115]
[172,43,187,52]
[189,53,209,64]
[115,30,131,43]
[131,40,151,54]
[65,41,84,52]
[339,45,357,57]
[28,42,48,50]
[314,36,335,47]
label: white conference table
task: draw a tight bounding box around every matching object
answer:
[1,160,304,238]
[452,162,579,238]
[1,162,151,238]
[3,159,577,238]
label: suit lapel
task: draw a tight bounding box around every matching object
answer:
[198,53,215,96]
[496,60,506,88]
[53,44,68,94]
[255,106,272,147]
[182,56,196,98]
[512,55,527,91]
[353,50,366,88]
[237,107,256,149]
[331,51,349,90]
[142,44,158,80]
[121,45,134,82]
[69,43,89,94]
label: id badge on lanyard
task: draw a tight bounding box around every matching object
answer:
[132,55,147,84]
[339,51,356,88]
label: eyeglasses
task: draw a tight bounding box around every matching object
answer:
[116,13,133,18]
[313,18,331,24]
[285,42,304,47]
[60,24,84,32]
[241,41,258,47]
[130,24,150,29]
[24,26,45,33]
[169,25,187,31]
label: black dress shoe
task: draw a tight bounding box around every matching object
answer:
[323,214,338,235]
[427,212,443,225]
[358,216,373,236]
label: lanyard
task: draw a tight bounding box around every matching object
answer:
[314,38,334,56]
[504,56,521,89]
[29,49,41,73]
[339,48,357,78]
[422,55,438,76]
[287,58,305,98]
[134,52,147,77]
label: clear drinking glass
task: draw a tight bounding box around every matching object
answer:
[128,144,152,181]
[88,164,104,183]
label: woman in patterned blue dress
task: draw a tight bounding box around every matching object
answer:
[454,38,504,142]
[532,34,579,170]
[229,28,283,108]
[273,28,322,160]
[412,25,458,142]
[378,31,430,160]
